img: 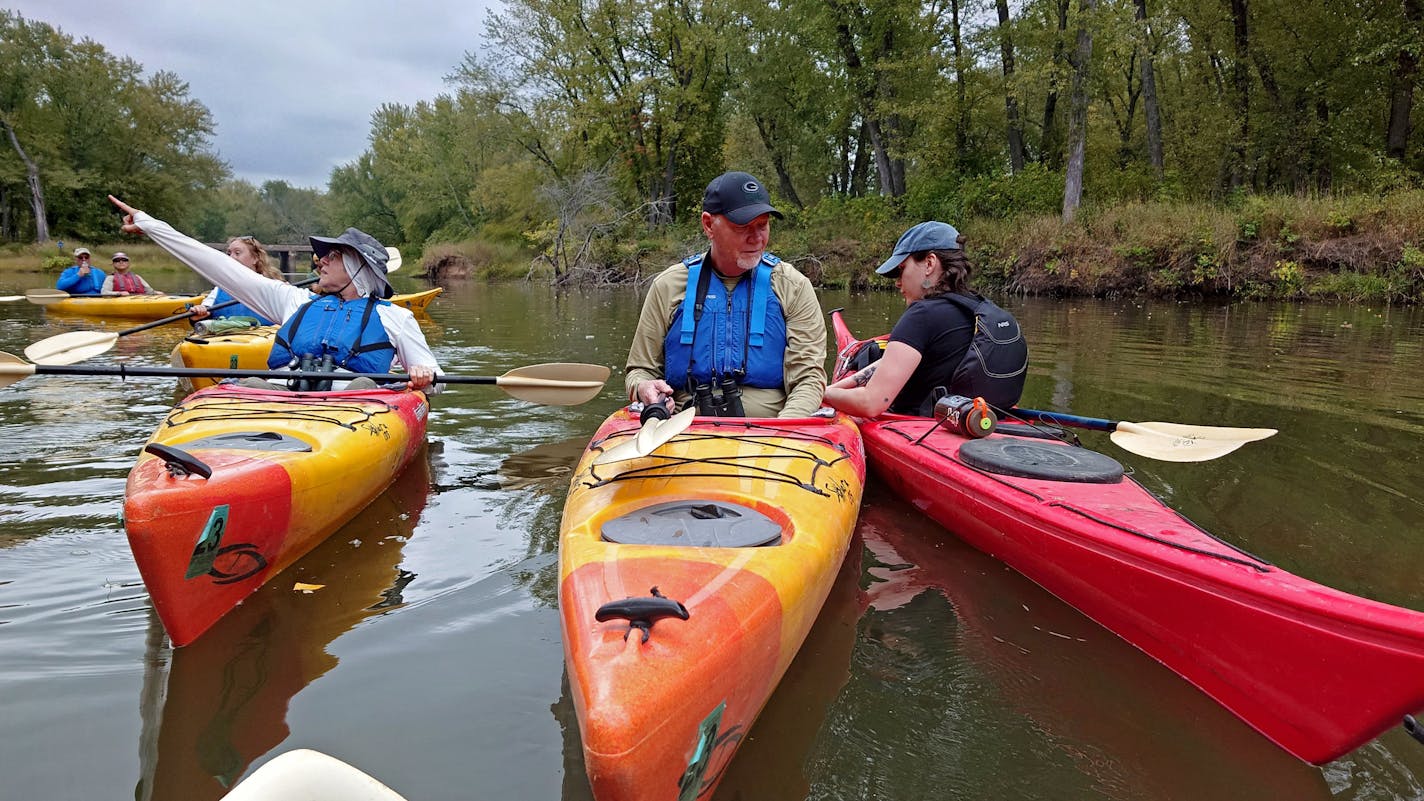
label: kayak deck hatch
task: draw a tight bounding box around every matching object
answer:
[601,500,783,547]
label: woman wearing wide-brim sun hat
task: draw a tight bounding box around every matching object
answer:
[108,194,442,392]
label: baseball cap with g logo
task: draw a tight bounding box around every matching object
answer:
[702,171,784,225]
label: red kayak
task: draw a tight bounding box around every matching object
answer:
[831,309,1424,765]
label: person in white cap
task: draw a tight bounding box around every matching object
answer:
[100,252,158,295]
[624,170,826,418]
[108,195,441,392]
[822,220,1027,417]
[55,247,105,295]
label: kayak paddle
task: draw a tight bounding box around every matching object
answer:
[0,295,24,302]
[593,406,697,464]
[1010,407,1277,463]
[24,276,321,365]
[24,288,72,305]
[0,351,611,406]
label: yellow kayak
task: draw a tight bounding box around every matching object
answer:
[39,293,205,319]
[124,383,429,646]
[560,408,865,801]
[170,287,443,391]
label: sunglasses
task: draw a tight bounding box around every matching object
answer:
[113,258,129,262]
[77,254,91,259]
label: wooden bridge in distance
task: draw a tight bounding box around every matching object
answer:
[207,242,315,278]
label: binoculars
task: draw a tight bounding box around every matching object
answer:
[291,353,336,392]
[690,374,746,418]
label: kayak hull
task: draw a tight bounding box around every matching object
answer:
[45,294,205,319]
[559,409,864,801]
[170,288,442,390]
[831,310,1424,764]
[123,384,428,646]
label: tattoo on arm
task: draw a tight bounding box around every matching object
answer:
[853,365,876,387]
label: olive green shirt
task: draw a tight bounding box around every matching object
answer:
[624,256,827,418]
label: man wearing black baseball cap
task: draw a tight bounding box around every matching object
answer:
[624,170,826,418]
[108,195,441,392]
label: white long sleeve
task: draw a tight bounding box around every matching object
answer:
[134,212,443,389]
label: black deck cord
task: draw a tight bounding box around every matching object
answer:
[995,404,1083,447]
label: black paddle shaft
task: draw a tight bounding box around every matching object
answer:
[28,362,495,386]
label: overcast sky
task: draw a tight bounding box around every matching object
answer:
[7,1,495,189]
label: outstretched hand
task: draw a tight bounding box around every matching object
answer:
[108,195,145,235]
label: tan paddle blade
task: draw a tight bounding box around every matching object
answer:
[24,331,120,365]
[25,288,70,305]
[637,406,695,453]
[495,362,610,406]
[1110,421,1277,463]
[386,247,403,273]
[0,352,38,389]
[594,407,697,465]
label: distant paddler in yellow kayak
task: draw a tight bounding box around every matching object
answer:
[186,234,284,327]
[110,195,441,392]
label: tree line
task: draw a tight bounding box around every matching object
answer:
[3,2,1421,283]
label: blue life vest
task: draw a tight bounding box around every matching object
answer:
[268,295,396,375]
[663,253,787,390]
[211,288,275,325]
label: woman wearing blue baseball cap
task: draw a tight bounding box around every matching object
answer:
[822,221,1027,417]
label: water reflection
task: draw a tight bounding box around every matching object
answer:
[133,453,430,800]
[856,492,1331,801]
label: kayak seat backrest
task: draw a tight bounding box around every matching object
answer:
[180,431,313,453]
[958,438,1124,483]
[602,501,783,547]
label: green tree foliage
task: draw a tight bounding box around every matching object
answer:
[336,0,1422,273]
[0,11,225,243]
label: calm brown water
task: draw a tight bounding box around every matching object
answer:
[1,271,1422,801]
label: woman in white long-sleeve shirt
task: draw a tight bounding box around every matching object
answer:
[109,195,441,391]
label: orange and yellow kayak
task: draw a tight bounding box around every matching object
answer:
[124,383,429,646]
[170,287,444,390]
[559,408,865,801]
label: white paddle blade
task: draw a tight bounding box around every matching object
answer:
[24,331,119,365]
[221,749,409,801]
[385,247,402,273]
[25,288,70,305]
[1111,421,1277,463]
[635,406,695,454]
[0,295,24,302]
[496,363,611,406]
[593,407,696,465]
[0,352,38,389]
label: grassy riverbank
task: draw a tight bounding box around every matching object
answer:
[8,191,1424,303]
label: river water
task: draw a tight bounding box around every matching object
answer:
[0,273,1422,801]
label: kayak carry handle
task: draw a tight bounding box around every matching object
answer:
[1405,715,1424,747]
[595,586,689,643]
[144,443,214,479]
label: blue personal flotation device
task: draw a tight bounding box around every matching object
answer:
[210,288,275,326]
[662,253,787,390]
[268,294,395,375]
